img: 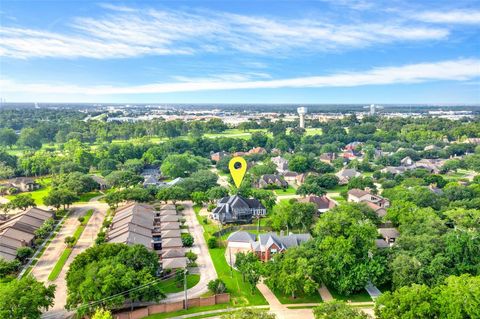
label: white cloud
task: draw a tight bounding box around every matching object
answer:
[414,10,480,24]
[0,6,449,59]
[1,59,478,95]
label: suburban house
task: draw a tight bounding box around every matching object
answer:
[0,207,53,261]
[256,174,288,189]
[341,150,361,160]
[400,156,414,166]
[319,152,336,164]
[297,195,336,213]
[282,171,299,184]
[378,228,400,247]
[347,188,390,217]
[226,231,311,262]
[211,151,229,162]
[335,168,361,185]
[347,188,390,207]
[90,175,109,190]
[344,141,363,151]
[107,203,186,271]
[271,156,289,172]
[211,195,266,224]
[248,147,267,155]
[1,177,40,193]
[233,151,246,157]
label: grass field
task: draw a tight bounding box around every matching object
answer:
[77,191,102,202]
[48,209,94,281]
[6,177,52,206]
[159,274,201,294]
[273,185,297,196]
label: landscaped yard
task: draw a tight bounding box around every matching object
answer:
[7,177,52,206]
[159,274,201,294]
[273,185,297,196]
[193,205,267,306]
[209,247,267,306]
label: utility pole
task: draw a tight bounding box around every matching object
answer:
[184,270,188,309]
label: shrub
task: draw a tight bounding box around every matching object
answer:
[203,218,209,224]
[207,237,217,249]
[207,203,216,212]
[16,247,34,263]
[77,216,85,224]
[176,204,185,211]
[207,279,227,294]
[181,233,194,247]
[64,236,76,247]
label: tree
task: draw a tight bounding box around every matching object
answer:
[0,128,18,148]
[44,188,78,210]
[16,247,34,263]
[290,202,316,230]
[222,309,276,319]
[288,155,310,173]
[192,191,208,206]
[207,186,229,203]
[314,301,370,319]
[207,279,227,294]
[250,189,276,211]
[0,258,21,278]
[312,160,335,174]
[175,269,185,288]
[181,233,194,247]
[17,128,42,149]
[185,250,198,266]
[66,243,165,316]
[156,186,189,204]
[8,194,36,211]
[0,276,56,319]
[64,236,76,247]
[296,183,326,197]
[91,308,113,319]
[0,162,15,179]
[160,154,209,178]
[105,191,124,210]
[105,170,143,188]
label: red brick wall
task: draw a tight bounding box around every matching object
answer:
[113,294,230,319]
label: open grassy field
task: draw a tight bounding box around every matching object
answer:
[143,304,232,319]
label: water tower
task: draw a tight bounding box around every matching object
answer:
[297,107,307,129]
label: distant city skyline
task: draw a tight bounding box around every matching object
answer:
[1,0,479,104]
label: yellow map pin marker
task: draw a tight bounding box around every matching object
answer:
[229,156,247,188]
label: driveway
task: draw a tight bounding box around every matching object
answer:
[166,201,217,301]
[41,202,108,319]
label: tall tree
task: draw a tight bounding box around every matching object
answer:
[0,276,56,319]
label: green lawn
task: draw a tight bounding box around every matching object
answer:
[7,177,52,206]
[48,209,94,281]
[143,304,231,319]
[271,288,323,304]
[209,247,267,306]
[273,186,297,196]
[76,191,102,202]
[193,204,267,306]
[328,287,372,303]
[159,274,201,294]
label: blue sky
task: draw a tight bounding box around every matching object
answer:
[0,0,479,104]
